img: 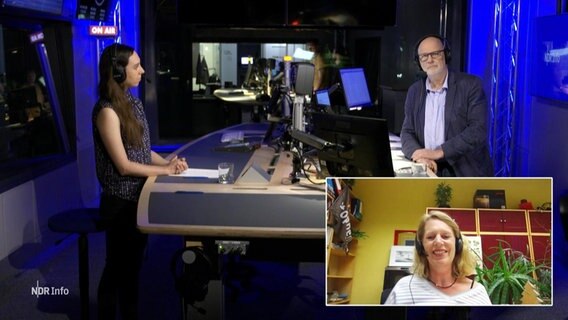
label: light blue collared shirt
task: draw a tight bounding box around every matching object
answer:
[424,74,448,150]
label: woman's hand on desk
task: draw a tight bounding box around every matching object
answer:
[168,156,189,175]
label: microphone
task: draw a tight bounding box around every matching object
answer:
[145,77,152,84]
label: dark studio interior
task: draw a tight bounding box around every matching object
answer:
[0,0,567,319]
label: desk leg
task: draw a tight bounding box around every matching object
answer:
[181,280,223,319]
[252,106,261,122]
[177,239,223,319]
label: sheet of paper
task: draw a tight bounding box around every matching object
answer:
[390,141,402,150]
[389,133,401,142]
[170,168,219,178]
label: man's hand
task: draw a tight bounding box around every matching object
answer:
[415,158,437,174]
[411,148,444,161]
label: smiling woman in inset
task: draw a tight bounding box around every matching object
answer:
[384,210,491,305]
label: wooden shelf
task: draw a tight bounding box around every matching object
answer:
[330,246,356,257]
[328,275,353,279]
[326,178,361,305]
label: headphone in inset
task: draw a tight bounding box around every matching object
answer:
[414,34,452,71]
[170,246,212,313]
[111,43,126,84]
[415,233,463,257]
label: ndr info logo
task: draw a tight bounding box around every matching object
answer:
[31,280,70,298]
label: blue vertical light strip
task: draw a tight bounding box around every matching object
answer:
[37,42,70,153]
[97,1,121,68]
[94,0,139,97]
[95,1,120,89]
[505,0,515,176]
[489,0,519,177]
[508,2,521,176]
[489,1,499,161]
[113,0,122,44]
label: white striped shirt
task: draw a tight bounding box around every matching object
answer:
[384,275,492,305]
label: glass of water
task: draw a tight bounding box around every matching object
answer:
[218,162,234,184]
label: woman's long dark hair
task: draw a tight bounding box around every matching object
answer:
[98,43,143,147]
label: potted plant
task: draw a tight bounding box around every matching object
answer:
[352,229,368,240]
[534,267,551,304]
[435,182,453,207]
[475,241,546,304]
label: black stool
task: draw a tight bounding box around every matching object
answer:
[48,208,106,320]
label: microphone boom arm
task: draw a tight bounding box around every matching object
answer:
[290,129,344,151]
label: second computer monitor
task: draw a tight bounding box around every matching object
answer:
[314,89,331,107]
[311,112,394,177]
[339,67,373,110]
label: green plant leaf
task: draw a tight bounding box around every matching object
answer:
[478,240,546,304]
[351,229,368,240]
[501,282,511,304]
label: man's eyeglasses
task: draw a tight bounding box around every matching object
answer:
[417,50,445,62]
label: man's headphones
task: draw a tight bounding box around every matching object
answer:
[111,43,126,84]
[414,34,451,71]
[170,246,212,311]
[415,233,463,257]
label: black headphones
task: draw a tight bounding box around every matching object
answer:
[170,246,212,312]
[111,43,126,84]
[415,233,463,257]
[414,34,451,71]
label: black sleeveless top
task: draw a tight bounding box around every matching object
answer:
[92,91,151,202]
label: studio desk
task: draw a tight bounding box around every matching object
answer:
[137,122,325,263]
[137,122,428,255]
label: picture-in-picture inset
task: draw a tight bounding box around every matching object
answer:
[326,177,552,306]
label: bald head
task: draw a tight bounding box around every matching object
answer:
[416,36,448,78]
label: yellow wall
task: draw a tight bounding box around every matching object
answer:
[348,178,551,304]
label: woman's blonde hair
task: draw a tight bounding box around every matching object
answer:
[412,210,478,278]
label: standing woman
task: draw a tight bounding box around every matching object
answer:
[93,43,187,319]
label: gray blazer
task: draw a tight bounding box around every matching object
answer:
[400,71,494,177]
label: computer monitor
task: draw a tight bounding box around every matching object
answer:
[5,0,63,15]
[311,112,394,177]
[241,56,254,65]
[339,67,373,110]
[314,89,331,107]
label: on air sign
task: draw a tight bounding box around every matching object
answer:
[89,25,117,37]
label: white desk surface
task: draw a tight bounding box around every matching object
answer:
[390,134,436,177]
